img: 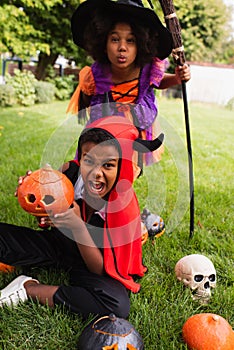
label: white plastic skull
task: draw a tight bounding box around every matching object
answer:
[175,254,216,303]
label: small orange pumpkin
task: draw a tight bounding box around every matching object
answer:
[182,313,234,350]
[17,164,74,217]
[0,262,15,273]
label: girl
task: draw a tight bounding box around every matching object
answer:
[67,0,191,166]
[67,0,190,237]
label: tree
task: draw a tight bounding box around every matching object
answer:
[0,0,233,81]
[0,3,51,59]
[23,0,83,80]
[0,0,88,80]
[153,0,232,62]
[221,37,234,64]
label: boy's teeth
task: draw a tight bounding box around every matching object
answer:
[92,182,102,190]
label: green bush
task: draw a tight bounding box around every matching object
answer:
[226,97,234,111]
[34,80,55,104]
[5,69,37,106]
[0,84,16,107]
[47,75,76,101]
[2,67,76,107]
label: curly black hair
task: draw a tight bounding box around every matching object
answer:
[78,127,121,161]
[83,8,160,67]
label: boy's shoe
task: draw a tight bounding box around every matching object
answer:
[0,275,39,307]
[141,208,165,238]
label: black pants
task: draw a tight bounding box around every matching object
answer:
[0,223,130,318]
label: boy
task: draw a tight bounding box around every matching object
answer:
[0,116,163,318]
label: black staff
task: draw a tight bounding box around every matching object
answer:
[158,0,194,239]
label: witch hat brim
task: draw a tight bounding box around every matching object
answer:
[71,0,172,60]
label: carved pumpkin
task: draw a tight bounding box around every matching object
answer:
[0,262,15,273]
[17,164,74,217]
[182,313,234,350]
[77,314,144,350]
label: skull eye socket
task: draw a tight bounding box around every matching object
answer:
[194,274,204,282]
[209,274,215,282]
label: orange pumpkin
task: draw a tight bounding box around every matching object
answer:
[17,164,74,217]
[182,313,234,350]
[0,262,15,273]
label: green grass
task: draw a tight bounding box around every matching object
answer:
[0,99,233,349]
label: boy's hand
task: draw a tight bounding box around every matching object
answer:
[175,63,191,83]
[14,170,32,197]
[45,201,84,231]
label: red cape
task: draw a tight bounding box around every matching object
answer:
[84,117,147,293]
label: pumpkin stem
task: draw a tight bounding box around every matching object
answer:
[212,315,219,322]
[109,313,117,322]
[43,163,53,170]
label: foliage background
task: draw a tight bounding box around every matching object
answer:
[0,0,234,80]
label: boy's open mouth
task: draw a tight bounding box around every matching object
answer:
[88,181,105,194]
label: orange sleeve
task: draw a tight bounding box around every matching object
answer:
[66,66,95,115]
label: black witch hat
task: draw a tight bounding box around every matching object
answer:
[71,0,172,60]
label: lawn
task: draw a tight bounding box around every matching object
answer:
[0,98,233,349]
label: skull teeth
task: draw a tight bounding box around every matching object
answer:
[192,289,211,304]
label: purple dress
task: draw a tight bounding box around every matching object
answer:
[76,58,167,164]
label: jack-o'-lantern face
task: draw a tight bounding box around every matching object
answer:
[17,164,74,217]
[77,314,144,350]
[102,343,138,349]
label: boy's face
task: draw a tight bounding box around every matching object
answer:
[80,141,119,199]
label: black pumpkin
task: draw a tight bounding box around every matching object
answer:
[77,314,144,350]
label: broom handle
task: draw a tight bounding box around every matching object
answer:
[181,81,194,239]
[158,0,194,238]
